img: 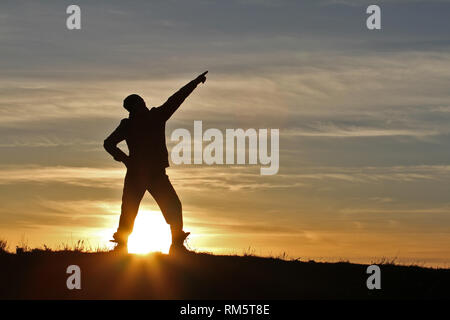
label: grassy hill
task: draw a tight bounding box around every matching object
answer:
[0,248,449,299]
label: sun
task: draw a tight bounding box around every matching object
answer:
[127,210,172,254]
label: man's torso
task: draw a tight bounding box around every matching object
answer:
[124,108,169,171]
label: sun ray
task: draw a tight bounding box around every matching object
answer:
[127,210,172,254]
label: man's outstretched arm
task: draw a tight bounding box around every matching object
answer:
[158,71,208,120]
[103,119,129,166]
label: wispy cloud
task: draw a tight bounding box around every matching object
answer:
[1,165,449,189]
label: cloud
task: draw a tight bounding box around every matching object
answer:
[0,166,124,188]
[283,126,440,138]
[0,164,449,190]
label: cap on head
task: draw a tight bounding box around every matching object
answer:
[123,94,146,112]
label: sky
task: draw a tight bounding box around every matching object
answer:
[1,0,450,266]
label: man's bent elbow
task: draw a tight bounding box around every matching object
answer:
[103,140,113,153]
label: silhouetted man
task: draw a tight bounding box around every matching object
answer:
[104,71,208,253]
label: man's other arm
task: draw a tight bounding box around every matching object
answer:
[103,119,129,165]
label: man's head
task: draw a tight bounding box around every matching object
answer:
[123,94,147,113]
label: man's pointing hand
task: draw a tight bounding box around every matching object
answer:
[195,71,208,84]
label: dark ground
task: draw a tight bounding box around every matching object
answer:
[0,250,449,299]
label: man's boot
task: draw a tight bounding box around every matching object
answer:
[110,232,128,253]
[169,230,191,255]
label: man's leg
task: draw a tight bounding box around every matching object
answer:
[114,170,146,247]
[147,171,187,247]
